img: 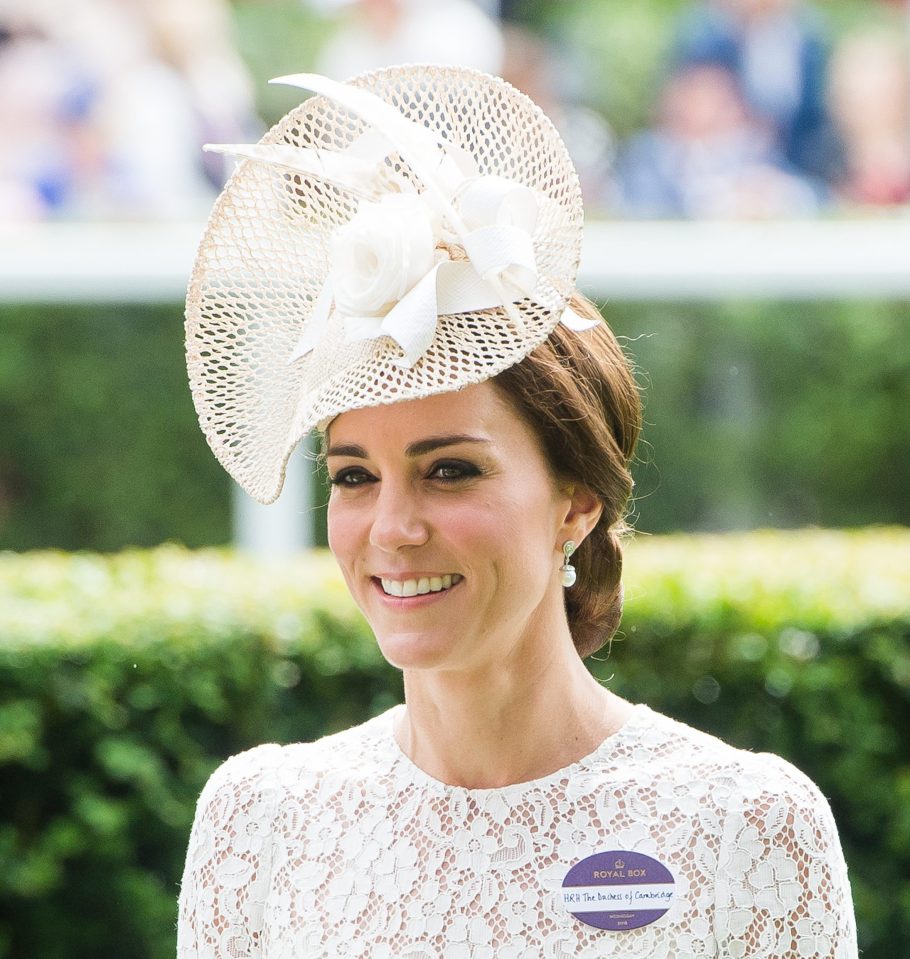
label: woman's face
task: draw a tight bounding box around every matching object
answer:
[326,381,590,673]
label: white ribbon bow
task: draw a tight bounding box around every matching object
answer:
[206,73,596,368]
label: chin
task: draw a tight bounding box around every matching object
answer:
[373,630,461,672]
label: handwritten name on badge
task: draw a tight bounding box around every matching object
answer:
[561,850,676,931]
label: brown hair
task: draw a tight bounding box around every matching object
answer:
[492,292,641,658]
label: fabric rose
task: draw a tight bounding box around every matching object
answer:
[331,193,438,318]
[453,175,538,298]
[455,175,538,234]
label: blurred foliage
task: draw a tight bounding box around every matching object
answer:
[0,303,231,551]
[232,0,336,127]
[2,300,908,551]
[0,529,907,957]
[609,298,910,533]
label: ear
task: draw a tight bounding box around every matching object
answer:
[558,483,603,547]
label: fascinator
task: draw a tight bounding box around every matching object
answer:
[186,63,592,503]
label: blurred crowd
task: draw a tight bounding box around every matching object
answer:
[1,0,908,221]
[610,0,910,217]
[0,0,257,220]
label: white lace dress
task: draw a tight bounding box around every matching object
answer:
[177,703,857,958]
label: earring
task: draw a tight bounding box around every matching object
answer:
[560,540,577,588]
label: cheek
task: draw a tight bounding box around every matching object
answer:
[440,492,532,563]
[449,497,546,572]
[326,499,363,569]
[441,504,494,549]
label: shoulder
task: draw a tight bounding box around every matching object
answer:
[194,706,400,816]
[632,706,833,802]
[629,708,856,953]
[611,705,846,847]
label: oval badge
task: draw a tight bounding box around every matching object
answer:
[561,850,675,931]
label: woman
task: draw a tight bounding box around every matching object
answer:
[179,65,856,957]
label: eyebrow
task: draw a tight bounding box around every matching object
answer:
[325,434,490,459]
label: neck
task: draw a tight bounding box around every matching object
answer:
[396,628,633,789]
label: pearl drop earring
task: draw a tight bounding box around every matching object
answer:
[560,540,577,588]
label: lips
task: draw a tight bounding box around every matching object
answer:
[378,574,463,597]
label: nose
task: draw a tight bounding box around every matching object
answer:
[368,480,429,552]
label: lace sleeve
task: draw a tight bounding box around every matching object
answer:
[177,746,280,959]
[714,755,858,958]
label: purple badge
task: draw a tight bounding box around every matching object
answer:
[561,850,675,931]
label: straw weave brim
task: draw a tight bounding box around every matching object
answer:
[185,63,584,504]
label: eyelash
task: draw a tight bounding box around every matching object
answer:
[329,460,482,487]
[430,460,482,481]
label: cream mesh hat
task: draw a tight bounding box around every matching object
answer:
[186,63,589,504]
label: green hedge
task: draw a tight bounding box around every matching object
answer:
[0,528,908,958]
[0,303,231,552]
[614,299,910,534]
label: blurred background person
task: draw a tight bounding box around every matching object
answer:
[672,0,839,184]
[128,0,260,190]
[613,60,820,218]
[313,0,503,80]
[826,27,910,208]
[0,7,105,220]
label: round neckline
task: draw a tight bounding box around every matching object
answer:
[382,701,653,797]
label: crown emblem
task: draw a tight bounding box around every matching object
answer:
[614,859,625,869]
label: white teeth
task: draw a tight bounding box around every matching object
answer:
[380,574,462,597]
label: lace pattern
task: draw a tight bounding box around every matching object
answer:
[177,704,857,958]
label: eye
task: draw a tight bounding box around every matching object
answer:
[429,460,482,482]
[329,467,375,487]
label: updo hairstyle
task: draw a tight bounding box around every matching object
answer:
[492,292,641,658]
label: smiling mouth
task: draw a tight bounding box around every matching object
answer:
[378,574,463,597]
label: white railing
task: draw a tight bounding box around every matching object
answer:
[3,217,910,303]
[3,217,909,554]
[581,217,910,300]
